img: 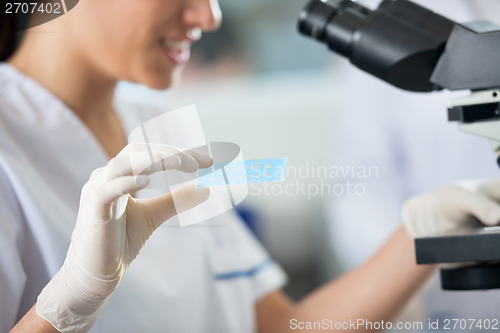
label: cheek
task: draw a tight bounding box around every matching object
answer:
[103,18,159,79]
[104,25,180,89]
[73,1,159,75]
[71,0,181,87]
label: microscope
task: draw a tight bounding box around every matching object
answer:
[298,0,500,290]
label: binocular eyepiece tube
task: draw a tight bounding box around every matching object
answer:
[298,0,456,92]
[298,0,372,58]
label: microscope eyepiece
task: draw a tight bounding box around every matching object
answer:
[298,0,371,58]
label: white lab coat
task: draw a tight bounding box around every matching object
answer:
[326,0,500,330]
[0,63,287,333]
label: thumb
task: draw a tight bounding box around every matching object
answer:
[478,180,500,202]
[138,184,211,230]
[465,192,500,226]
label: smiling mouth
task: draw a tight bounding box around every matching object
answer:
[160,38,192,64]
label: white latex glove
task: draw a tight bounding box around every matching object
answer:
[402,181,500,239]
[36,143,213,332]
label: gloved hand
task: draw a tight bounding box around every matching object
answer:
[402,180,500,238]
[36,143,213,332]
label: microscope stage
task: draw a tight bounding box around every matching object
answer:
[416,226,500,264]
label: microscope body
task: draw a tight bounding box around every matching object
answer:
[299,0,500,290]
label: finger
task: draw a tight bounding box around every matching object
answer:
[126,142,212,171]
[81,167,105,195]
[113,143,183,177]
[103,151,180,182]
[118,142,180,157]
[186,150,214,169]
[137,184,211,231]
[109,143,211,178]
[98,175,150,205]
[170,151,199,173]
[138,150,204,174]
[462,190,500,226]
[139,154,182,175]
[478,181,500,202]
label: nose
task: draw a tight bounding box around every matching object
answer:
[183,0,222,33]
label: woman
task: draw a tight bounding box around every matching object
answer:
[2,1,500,332]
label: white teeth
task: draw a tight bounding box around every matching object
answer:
[187,28,202,41]
[162,40,190,52]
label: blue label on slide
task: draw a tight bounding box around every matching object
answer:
[198,158,288,186]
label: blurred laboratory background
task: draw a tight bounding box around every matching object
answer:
[115,0,500,306]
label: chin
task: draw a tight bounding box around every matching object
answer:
[141,66,183,90]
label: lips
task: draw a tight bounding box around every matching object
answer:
[161,38,192,64]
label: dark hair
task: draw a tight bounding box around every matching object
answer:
[0,2,18,61]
